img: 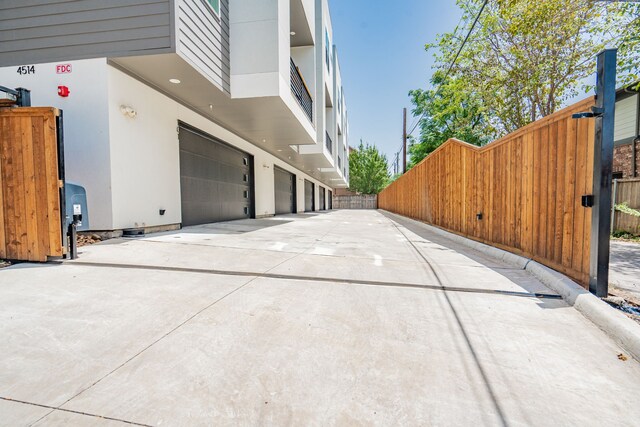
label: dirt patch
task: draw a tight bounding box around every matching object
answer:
[604,295,640,325]
[77,233,104,247]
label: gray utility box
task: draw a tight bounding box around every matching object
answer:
[64,182,89,231]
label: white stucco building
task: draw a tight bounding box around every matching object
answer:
[0,0,350,231]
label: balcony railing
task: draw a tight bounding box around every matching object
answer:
[325,131,333,154]
[290,58,313,123]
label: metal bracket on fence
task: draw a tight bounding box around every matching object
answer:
[0,86,31,107]
[581,195,595,208]
[572,107,605,120]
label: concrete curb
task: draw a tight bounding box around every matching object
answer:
[382,210,640,362]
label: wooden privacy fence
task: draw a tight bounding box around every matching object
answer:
[612,178,640,235]
[379,98,596,287]
[333,194,378,209]
[0,107,65,261]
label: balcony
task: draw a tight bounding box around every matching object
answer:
[291,58,313,123]
[326,131,333,154]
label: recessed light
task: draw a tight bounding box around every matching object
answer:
[262,139,267,143]
[169,78,181,84]
[277,149,283,152]
[290,31,296,36]
[209,104,213,110]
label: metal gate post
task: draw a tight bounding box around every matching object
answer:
[589,48,617,297]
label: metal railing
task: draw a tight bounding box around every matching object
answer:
[325,131,333,154]
[290,58,313,123]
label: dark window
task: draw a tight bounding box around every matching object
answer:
[206,0,220,15]
[325,29,331,72]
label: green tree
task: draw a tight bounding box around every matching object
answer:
[408,72,497,168]
[421,0,640,136]
[348,141,390,194]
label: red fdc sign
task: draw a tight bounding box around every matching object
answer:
[56,64,72,74]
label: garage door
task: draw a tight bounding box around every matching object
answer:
[274,166,296,214]
[319,187,325,210]
[304,179,314,212]
[179,124,253,226]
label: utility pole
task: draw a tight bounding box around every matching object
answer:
[402,108,407,174]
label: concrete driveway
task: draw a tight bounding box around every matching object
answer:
[1,210,639,426]
[610,240,640,303]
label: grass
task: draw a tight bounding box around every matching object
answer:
[611,230,640,243]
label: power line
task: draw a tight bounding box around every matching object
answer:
[404,2,471,135]
[406,0,489,137]
[393,0,486,174]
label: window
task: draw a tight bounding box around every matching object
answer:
[206,0,220,16]
[325,29,331,72]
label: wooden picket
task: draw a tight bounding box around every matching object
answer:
[0,107,65,261]
[379,97,596,287]
[613,178,640,235]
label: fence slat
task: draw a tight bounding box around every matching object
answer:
[379,98,596,287]
[21,116,38,260]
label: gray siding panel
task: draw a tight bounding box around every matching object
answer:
[0,0,173,66]
[177,0,230,94]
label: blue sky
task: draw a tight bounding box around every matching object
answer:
[330,0,463,167]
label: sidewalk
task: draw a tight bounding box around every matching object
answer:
[610,240,640,302]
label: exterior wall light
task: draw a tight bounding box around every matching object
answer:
[120,105,137,118]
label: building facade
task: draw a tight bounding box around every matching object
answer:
[613,85,640,179]
[0,0,349,231]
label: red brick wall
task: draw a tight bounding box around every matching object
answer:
[613,140,640,178]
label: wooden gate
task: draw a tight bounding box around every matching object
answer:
[0,107,65,261]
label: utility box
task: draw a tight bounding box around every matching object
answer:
[64,182,89,231]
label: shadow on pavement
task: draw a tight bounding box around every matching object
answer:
[379,211,565,307]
